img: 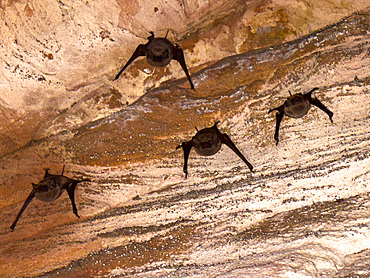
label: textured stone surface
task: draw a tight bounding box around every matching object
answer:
[0,0,368,155]
[0,1,369,277]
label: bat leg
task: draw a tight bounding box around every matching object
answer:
[305,87,319,95]
[66,182,80,218]
[176,141,194,178]
[268,105,285,145]
[114,44,147,80]
[10,189,36,232]
[268,105,284,115]
[305,90,334,123]
[273,111,284,145]
[219,133,254,172]
[61,165,65,175]
[172,46,195,90]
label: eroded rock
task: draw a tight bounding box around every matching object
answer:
[0,2,369,278]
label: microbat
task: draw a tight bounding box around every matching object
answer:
[176,122,254,178]
[114,31,195,90]
[10,166,90,231]
[268,87,333,145]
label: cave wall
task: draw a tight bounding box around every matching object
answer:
[0,0,368,156]
[0,1,369,277]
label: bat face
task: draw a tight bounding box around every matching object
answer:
[146,38,173,67]
[192,129,222,156]
[33,177,64,202]
[284,94,311,118]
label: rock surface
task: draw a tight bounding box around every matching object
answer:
[0,1,369,277]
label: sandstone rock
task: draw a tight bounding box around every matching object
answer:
[0,1,369,277]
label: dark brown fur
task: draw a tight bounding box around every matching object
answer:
[176,122,254,178]
[114,31,194,90]
[268,88,333,145]
[10,166,90,231]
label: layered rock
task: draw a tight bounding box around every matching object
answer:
[0,1,369,277]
